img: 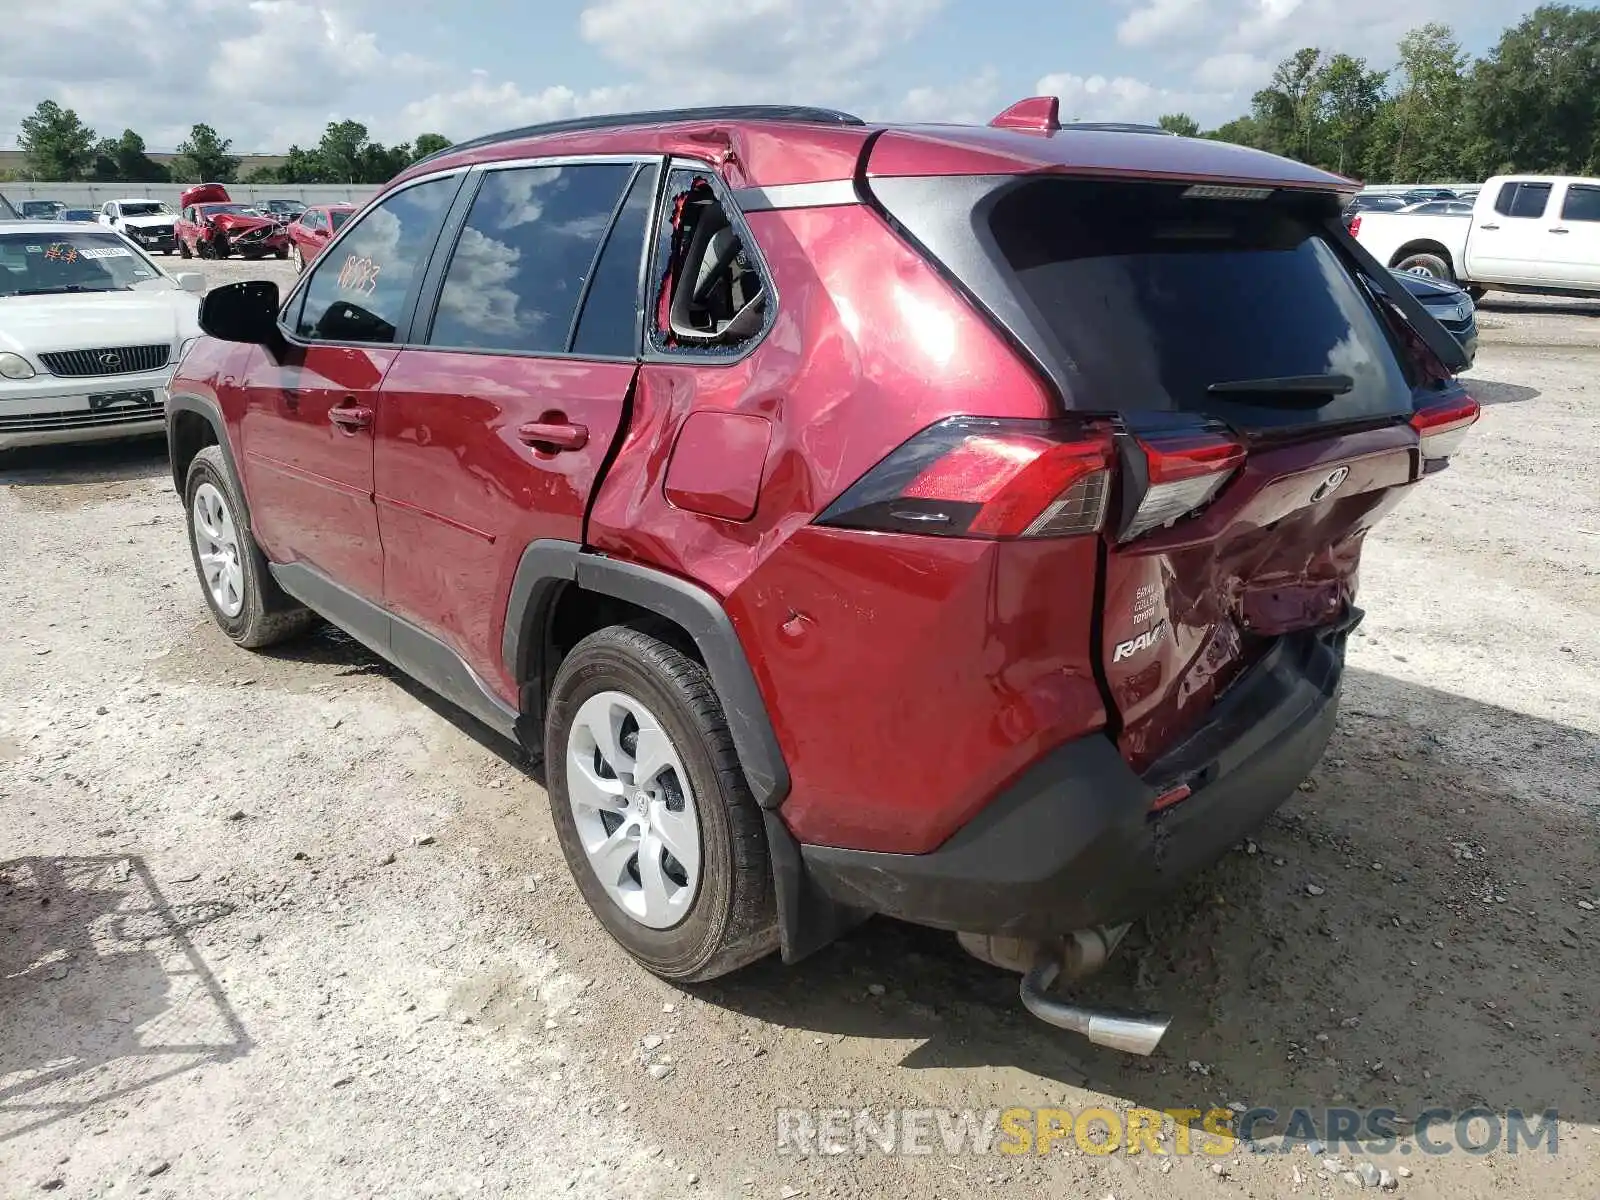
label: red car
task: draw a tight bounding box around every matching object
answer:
[164,102,1476,1054]
[285,204,356,273]
[174,183,288,261]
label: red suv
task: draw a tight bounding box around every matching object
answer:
[285,204,356,273]
[165,102,1477,1049]
[174,184,289,261]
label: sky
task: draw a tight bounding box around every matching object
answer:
[0,0,1541,154]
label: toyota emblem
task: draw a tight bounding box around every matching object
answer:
[1310,466,1350,502]
[98,352,122,368]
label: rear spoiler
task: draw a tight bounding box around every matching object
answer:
[1327,219,1470,375]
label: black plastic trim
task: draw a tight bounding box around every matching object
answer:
[501,540,791,808]
[798,626,1349,939]
[164,392,247,520]
[763,810,870,964]
[270,561,520,742]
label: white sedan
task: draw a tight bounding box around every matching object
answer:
[0,222,205,452]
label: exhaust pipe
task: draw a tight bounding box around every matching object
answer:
[1018,960,1172,1057]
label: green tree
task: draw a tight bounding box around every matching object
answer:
[171,123,240,183]
[1206,114,1271,149]
[1469,4,1600,175]
[316,119,371,182]
[1251,48,1327,161]
[1365,24,1471,183]
[18,100,97,180]
[411,132,451,159]
[1317,54,1388,175]
[1157,113,1200,138]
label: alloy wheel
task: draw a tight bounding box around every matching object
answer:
[192,482,245,618]
[565,690,702,929]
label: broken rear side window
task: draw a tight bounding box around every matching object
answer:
[649,169,770,356]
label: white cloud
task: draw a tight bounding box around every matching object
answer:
[1035,71,1216,125]
[576,0,945,104]
[1194,52,1271,90]
[895,70,1002,124]
[398,77,643,142]
[1118,0,1208,46]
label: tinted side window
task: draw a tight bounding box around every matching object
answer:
[571,163,659,357]
[427,163,632,354]
[1561,185,1600,223]
[296,176,456,344]
[1496,182,1552,219]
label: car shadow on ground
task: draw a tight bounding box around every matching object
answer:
[0,438,169,487]
[1461,377,1539,406]
[694,667,1598,1138]
[0,855,248,1144]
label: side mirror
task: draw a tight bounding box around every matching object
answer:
[199,280,280,344]
[173,271,206,294]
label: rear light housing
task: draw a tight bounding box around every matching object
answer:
[817,417,1112,539]
[1115,427,1246,542]
[1410,393,1480,468]
[1348,215,1362,237]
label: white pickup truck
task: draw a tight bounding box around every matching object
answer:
[1352,174,1600,299]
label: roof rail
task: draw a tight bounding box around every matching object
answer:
[1063,122,1178,136]
[415,105,866,166]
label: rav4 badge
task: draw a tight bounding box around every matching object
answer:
[1113,619,1170,663]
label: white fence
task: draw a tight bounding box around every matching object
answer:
[0,182,381,210]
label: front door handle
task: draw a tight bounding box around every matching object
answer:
[1478,223,1500,230]
[1549,227,1570,234]
[328,402,373,431]
[518,420,588,453]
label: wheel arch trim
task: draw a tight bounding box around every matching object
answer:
[503,540,791,809]
[165,392,251,525]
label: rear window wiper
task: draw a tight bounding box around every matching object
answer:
[1206,374,1354,396]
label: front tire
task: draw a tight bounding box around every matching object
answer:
[178,239,192,260]
[545,625,778,982]
[184,446,313,649]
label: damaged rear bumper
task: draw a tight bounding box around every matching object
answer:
[772,618,1354,955]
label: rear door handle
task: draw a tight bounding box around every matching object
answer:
[1478,223,1500,230]
[328,402,374,430]
[1549,227,1570,234]
[518,420,588,452]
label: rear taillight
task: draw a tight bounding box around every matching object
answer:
[1118,430,1246,541]
[817,417,1112,539]
[1348,215,1362,237]
[1410,394,1480,465]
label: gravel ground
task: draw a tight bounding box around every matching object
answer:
[1,268,1596,1199]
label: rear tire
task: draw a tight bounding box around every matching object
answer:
[179,239,192,260]
[291,244,304,274]
[545,625,778,982]
[1467,285,1487,302]
[1394,250,1454,284]
[184,447,314,649]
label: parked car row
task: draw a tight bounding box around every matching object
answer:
[154,101,1481,1055]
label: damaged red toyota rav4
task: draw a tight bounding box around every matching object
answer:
[165,100,1478,1055]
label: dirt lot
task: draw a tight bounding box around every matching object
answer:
[1,264,1596,1199]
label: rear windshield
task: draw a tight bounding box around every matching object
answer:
[991,180,1412,430]
[870,175,1414,432]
